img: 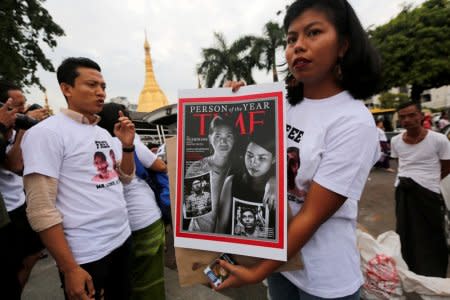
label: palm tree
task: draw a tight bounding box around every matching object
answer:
[251,21,285,82]
[197,32,257,87]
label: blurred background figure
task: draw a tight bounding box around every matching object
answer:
[374,120,394,172]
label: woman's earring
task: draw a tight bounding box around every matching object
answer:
[335,57,343,81]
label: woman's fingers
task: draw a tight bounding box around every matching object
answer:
[223,80,246,92]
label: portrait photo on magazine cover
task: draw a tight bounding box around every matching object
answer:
[183,173,212,221]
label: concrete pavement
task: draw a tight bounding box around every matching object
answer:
[22,253,267,300]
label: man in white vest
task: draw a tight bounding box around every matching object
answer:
[391,101,450,278]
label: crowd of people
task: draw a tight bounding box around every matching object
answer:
[0,58,168,300]
[0,0,449,299]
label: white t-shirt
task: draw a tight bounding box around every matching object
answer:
[282,91,379,298]
[391,130,450,193]
[377,127,387,142]
[21,113,131,264]
[0,130,25,212]
[0,169,25,212]
[438,118,449,130]
[115,135,161,231]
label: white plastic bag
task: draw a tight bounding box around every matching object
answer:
[358,230,405,299]
[357,230,450,300]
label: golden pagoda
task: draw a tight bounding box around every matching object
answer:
[44,89,54,115]
[136,34,169,112]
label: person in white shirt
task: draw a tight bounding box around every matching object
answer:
[21,57,136,300]
[98,102,167,299]
[438,111,449,131]
[0,82,49,298]
[390,101,450,278]
[374,120,394,172]
[215,0,381,299]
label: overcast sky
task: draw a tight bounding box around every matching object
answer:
[27,0,426,111]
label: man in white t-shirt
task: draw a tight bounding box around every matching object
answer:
[21,57,136,299]
[374,120,394,172]
[0,82,49,298]
[391,101,450,278]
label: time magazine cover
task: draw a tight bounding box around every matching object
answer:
[175,83,287,261]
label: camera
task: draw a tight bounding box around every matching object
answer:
[0,102,40,130]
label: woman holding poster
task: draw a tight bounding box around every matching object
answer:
[216,0,381,299]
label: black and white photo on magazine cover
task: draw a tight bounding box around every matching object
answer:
[180,98,278,240]
[183,173,212,220]
[231,198,273,239]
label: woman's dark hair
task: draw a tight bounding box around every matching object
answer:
[248,125,275,156]
[284,0,381,104]
[97,102,129,136]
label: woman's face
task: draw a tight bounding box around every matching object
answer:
[245,142,273,178]
[94,156,108,174]
[285,9,346,90]
[209,125,234,155]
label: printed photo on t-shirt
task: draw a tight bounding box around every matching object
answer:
[232,198,273,239]
[287,146,306,204]
[91,151,119,182]
[183,173,212,219]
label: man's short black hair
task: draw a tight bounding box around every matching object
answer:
[396,101,421,112]
[0,80,22,103]
[56,57,101,86]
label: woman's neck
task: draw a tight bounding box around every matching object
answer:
[210,153,229,168]
[303,76,343,99]
[246,173,269,189]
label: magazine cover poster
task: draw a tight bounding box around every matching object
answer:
[176,83,287,261]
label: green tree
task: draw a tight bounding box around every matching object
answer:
[369,0,450,102]
[378,92,409,108]
[197,32,256,87]
[251,21,285,82]
[0,0,64,89]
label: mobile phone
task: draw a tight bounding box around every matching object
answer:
[203,253,236,287]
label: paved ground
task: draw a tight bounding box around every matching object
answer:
[22,161,449,299]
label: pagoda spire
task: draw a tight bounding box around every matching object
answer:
[43,88,53,115]
[137,31,169,112]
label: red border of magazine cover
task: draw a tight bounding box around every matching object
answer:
[175,83,286,261]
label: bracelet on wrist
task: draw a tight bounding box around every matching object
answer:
[122,145,135,153]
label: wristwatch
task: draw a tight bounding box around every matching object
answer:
[122,145,135,153]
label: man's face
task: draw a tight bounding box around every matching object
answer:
[242,210,256,230]
[192,180,201,193]
[94,156,108,175]
[398,105,423,130]
[61,67,106,116]
[8,89,26,113]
